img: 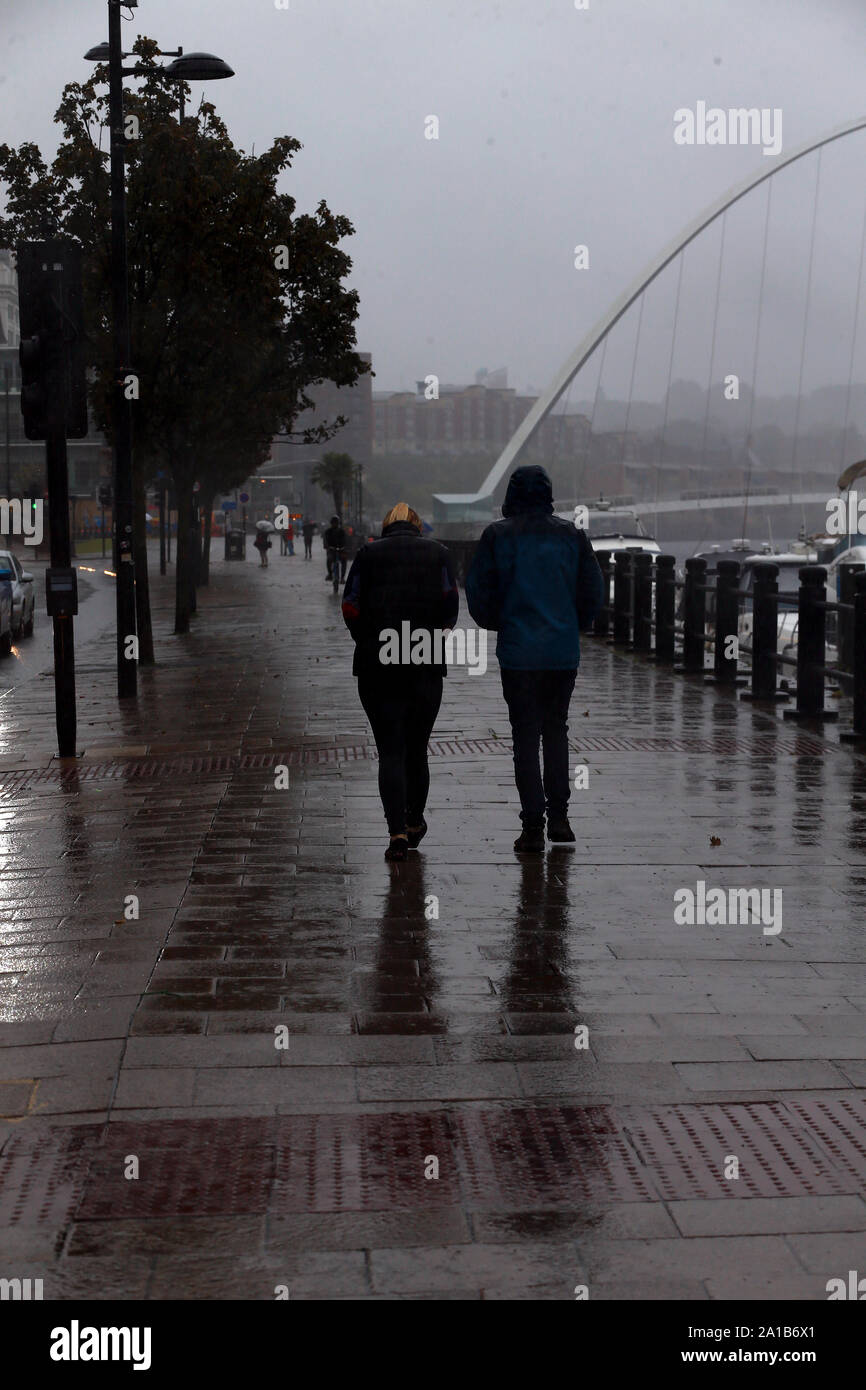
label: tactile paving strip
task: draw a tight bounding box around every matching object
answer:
[77,1145,274,1220]
[785,1095,866,1192]
[622,1103,854,1201]
[0,732,833,796]
[271,1113,459,1213]
[3,1100,864,1224]
[453,1105,655,1206]
[0,1127,99,1227]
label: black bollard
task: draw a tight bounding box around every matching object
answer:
[708,560,743,685]
[679,557,707,673]
[632,552,653,653]
[842,572,866,741]
[594,550,611,638]
[612,552,633,645]
[654,555,676,664]
[838,562,865,672]
[742,562,788,703]
[784,566,837,722]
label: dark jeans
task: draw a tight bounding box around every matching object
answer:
[358,671,443,834]
[500,668,577,825]
[304,538,312,558]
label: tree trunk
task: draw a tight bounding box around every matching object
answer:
[132,460,155,665]
[199,490,214,586]
[174,482,194,634]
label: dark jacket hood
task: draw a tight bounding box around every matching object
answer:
[501,465,554,517]
[381,520,422,538]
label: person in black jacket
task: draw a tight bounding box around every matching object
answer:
[323,515,347,582]
[342,502,458,861]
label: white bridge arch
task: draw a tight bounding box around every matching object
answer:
[434,115,866,522]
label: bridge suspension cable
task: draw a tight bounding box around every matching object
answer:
[699,212,728,480]
[654,248,687,544]
[741,175,774,539]
[789,148,824,498]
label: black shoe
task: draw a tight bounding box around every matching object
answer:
[547,817,575,843]
[513,825,544,853]
[385,836,408,862]
[406,818,428,849]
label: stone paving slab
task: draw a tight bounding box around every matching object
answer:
[0,548,865,1300]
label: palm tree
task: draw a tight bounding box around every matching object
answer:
[311,452,355,518]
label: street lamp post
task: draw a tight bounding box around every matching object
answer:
[107,0,137,699]
[3,365,10,498]
[86,17,233,696]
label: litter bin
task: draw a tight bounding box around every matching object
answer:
[225,530,246,561]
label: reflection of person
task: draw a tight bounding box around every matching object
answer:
[466,465,604,853]
[254,530,271,567]
[342,502,458,862]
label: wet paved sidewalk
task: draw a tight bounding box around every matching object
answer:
[1,545,866,1300]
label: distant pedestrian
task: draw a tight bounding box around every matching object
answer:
[342,502,458,860]
[466,465,604,853]
[279,528,288,556]
[323,515,347,583]
[302,519,315,559]
[286,522,295,556]
[254,530,271,568]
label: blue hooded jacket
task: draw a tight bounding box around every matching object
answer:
[465,465,605,670]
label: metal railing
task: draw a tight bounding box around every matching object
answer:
[592,550,866,741]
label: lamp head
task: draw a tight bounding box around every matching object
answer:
[162,52,234,82]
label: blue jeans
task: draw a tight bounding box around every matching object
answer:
[500,669,577,825]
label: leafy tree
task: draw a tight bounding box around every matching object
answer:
[0,37,369,640]
[311,451,356,518]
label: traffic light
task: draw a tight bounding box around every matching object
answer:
[98,482,112,508]
[19,331,50,440]
[24,484,42,523]
[16,241,88,441]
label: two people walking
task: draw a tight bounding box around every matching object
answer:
[342,467,604,859]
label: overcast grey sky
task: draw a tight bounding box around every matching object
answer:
[3,0,866,403]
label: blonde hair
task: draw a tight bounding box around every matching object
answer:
[382,502,422,532]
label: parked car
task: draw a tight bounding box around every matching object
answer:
[0,550,35,639]
[0,561,16,654]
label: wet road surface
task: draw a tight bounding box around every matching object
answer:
[0,544,865,1299]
